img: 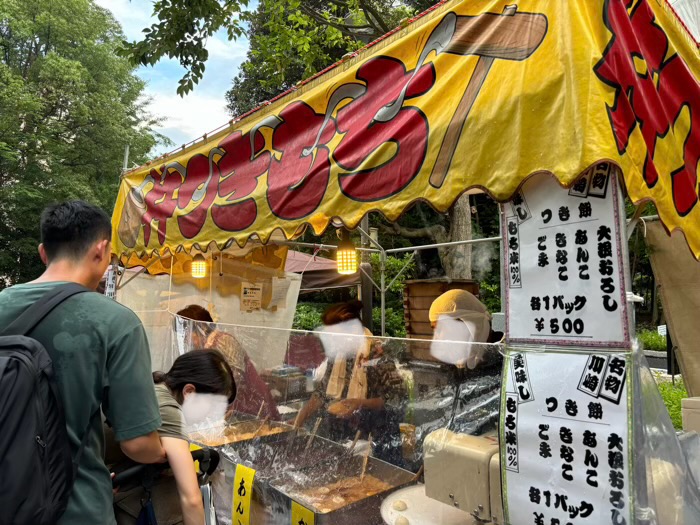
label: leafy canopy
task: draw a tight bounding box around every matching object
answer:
[0,0,164,287]
[123,0,439,97]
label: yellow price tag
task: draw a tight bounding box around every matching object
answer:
[291,501,315,525]
[232,464,256,525]
[189,443,202,473]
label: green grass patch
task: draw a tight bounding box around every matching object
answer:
[638,329,666,352]
[656,376,688,430]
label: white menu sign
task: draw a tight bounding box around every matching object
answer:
[503,166,629,347]
[241,282,262,311]
[501,349,632,525]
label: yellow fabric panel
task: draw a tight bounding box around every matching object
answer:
[119,244,288,275]
[112,0,700,259]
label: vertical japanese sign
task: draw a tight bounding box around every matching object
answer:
[291,501,315,525]
[503,166,629,347]
[104,264,118,300]
[232,464,256,525]
[501,349,632,525]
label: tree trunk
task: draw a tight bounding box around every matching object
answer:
[440,193,472,279]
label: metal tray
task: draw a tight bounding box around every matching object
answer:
[189,419,295,448]
[223,431,348,480]
[212,433,415,525]
[266,453,416,525]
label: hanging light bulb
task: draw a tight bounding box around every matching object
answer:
[191,253,207,279]
[336,229,357,275]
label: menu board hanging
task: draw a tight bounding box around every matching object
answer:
[241,282,263,311]
[501,349,632,525]
[503,166,629,347]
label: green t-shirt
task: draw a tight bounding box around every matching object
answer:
[154,383,187,440]
[0,281,161,525]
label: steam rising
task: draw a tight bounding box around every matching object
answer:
[471,240,495,281]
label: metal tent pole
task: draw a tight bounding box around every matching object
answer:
[356,225,387,336]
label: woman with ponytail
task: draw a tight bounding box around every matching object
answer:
[113,349,235,525]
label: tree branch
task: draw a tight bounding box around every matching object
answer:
[379,222,446,242]
[299,5,372,37]
[358,0,391,33]
[327,0,351,8]
[359,4,383,36]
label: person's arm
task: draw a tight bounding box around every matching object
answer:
[328,397,384,418]
[295,392,323,427]
[120,431,166,464]
[162,437,204,525]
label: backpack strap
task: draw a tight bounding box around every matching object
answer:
[1,282,91,337]
[2,282,96,482]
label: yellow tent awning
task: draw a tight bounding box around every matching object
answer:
[112,0,700,261]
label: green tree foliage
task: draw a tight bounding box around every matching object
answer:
[372,307,407,337]
[120,0,250,96]
[124,0,440,97]
[637,329,666,352]
[0,0,164,287]
[370,253,416,294]
[225,4,353,116]
[226,0,436,114]
[292,303,325,331]
[655,374,687,430]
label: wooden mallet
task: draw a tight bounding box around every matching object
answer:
[429,6,548,188]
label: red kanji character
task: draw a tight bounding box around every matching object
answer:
[213,131,271,231]
[268,102,336,219]
[334,57,436,201]
[142,164,185,245]
[594,0,700,215]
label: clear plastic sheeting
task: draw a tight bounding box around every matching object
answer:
[128,307,700,524]
[115,264,301,371]
[161,316,503,525]
[633,351,700,525]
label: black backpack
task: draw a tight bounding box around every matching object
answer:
[0,283,95,525]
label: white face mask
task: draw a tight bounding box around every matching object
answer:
[430,314,489,369]
[182,392,228,427]
[318,318,367,360]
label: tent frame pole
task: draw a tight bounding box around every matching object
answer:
[116,235,504,337]
[280,235,504,336]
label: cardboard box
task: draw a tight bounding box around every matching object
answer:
[682,397,700,433]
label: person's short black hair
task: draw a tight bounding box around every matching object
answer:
[177,304,214,323]
[40,201,112,262]
[322,300,363,325]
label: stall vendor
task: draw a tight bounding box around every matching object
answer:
[296,300,406,467]
[429,289,503,367]
[176,305,280,420]
[426,289,503,435]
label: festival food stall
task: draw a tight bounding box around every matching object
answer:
[110,0,700,523]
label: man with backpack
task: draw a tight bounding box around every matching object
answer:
[0,201,166,525]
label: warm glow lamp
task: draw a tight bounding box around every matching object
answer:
[191,253,207,279]
[336,229,357,275]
